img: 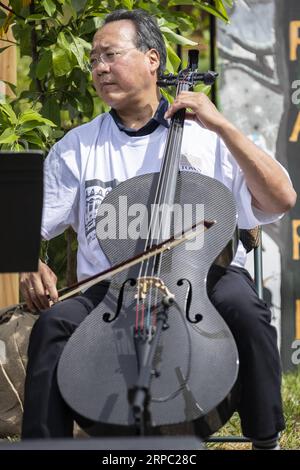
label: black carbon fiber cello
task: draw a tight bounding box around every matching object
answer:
[57,50,239,438]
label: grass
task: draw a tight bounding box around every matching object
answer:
[207,368,300,450]
[1,370,299,449]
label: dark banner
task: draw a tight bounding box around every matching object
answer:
[279,0,300,369]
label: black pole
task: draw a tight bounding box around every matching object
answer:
[176,5,182,68]
[209,9,217,105]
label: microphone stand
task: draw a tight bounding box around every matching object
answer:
[128,294,174,436]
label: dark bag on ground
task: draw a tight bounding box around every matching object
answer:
[0,304,37,437]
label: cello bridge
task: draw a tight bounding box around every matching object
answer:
[135,277,174,301]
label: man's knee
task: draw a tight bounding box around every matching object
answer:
[209,269,272,335]
[29,298,90,344]
[218,291,271,331]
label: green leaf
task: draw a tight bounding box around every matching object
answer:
[57,31,70,50]
[42,0,56,17]
[161,27,198,46]
[168,0,197,6]
[160,88,174,104]
[41,96,61,126]
[26,14,50,21]
[1,80,17,94]
[61,1,76,24]
[215,0,229,21]
[193,83,211,95]
[52,47,73,76]
[0,103,18,125]
[168,0,229,21]
[19,110,56,126]
[0,129,19,144]
[18,120,48,134]
[197,1,229,23]
[52,129,64,139]
[79,17,103,35]
[11,142,25,151]
[122,0,134,9]
[93,16,105,29]
[18,90,40,101]
[15,25,32,57]
[37,125,51,138]
[72,0,88,12]
[69,91,94,116]
[76,37,92,51]
[36,50,52,80]
[165,40,181,73]
[21,131,44,147]
[157,17,167,27]
[68,35,88,71]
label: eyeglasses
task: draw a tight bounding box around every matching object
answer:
[88,47,138,70]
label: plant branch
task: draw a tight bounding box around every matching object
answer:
[0,1,24,19]
[0,37,18,45]
[29,0,44,99]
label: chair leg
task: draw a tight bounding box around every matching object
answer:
[254,227,263,299]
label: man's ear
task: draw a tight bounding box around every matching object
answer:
[146,49,160,74]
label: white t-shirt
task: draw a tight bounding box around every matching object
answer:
[41,113,283,281]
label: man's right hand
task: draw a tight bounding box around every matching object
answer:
[20,260,59,312]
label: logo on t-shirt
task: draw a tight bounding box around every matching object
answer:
[85,178,119,244]
[180,152,202,173]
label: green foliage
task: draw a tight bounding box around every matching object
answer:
[0,102,59,150]
[0,0,230,284]
[1,0,230,138]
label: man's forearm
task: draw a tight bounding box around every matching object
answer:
[217,122,297,214]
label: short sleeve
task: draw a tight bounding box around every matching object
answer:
[41,145,79,240]
[217,137,286,230]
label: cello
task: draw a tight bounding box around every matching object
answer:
[57,50,239,438]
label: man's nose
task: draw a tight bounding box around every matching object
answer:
[95,60,110,73]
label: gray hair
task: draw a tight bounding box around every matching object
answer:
[103,9,166,77]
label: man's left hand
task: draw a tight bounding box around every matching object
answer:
[164,91,227,133]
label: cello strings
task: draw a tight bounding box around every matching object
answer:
[145,77,189,331]
[134,123,174,330]
[134,72,190,334]
[149,77,190,316]
[146,76,190,331]
[134,88,179,329]
[134,119,177,329]
[133,97,179,330]
[143,95,181,330]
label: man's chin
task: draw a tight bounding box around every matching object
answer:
[100,93,127,110]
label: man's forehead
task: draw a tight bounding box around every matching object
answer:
[92,20,136,50]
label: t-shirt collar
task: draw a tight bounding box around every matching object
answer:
[109,96,170,137]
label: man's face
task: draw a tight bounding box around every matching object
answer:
[91,20,158,110]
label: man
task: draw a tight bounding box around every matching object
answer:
[20,9,296,448]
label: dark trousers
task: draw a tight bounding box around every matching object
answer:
[22,266,285,439]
